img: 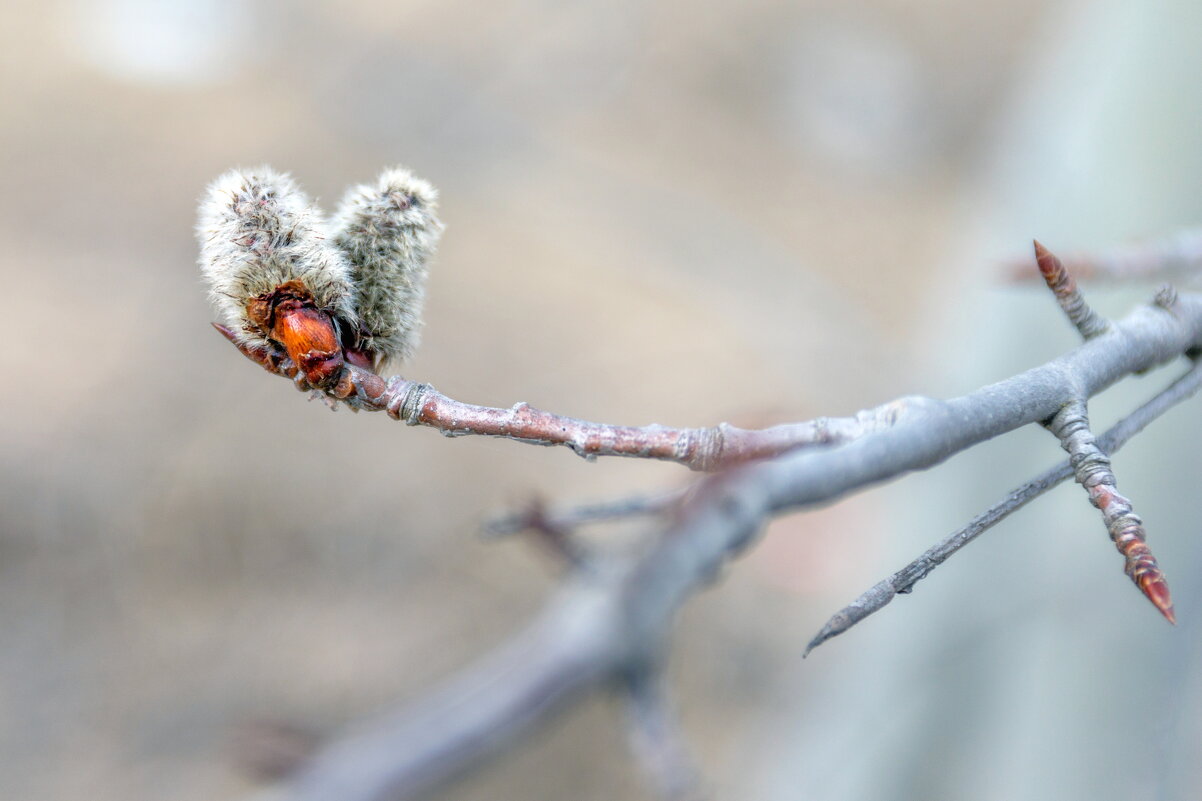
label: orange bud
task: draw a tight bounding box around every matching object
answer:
[246,280,345,388]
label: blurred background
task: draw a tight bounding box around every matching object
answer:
[3,0,1202,799]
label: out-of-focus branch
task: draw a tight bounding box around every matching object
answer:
[621,670,705,801]
[215,323,918,471]
[1008,228,1202,282]
[805,252,1199,654]
[483,489,688,538]
[272,291,1202,801]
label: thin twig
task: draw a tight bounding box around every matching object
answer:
[1034,240,1111,339]
[497,497,595,569]
[1046,400,1174,621]
[805,357,1202,655]
[214,323,919,471]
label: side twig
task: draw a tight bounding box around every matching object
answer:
[484,488,688,538]
[494,498,595,570]
[214,323,920,471]
[1045,400,1175,621]
[621,670,705,801]
[1034,240,1111,339]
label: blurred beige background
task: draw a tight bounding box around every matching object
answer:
[3,1,1202,799]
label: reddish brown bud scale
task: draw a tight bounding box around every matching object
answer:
[343,346,376,371]
[244,280,346,389]
[277,306,344,388]
[1033,240,1066,284]
[1115,530,1176,623]
[1139,575,1176,624]
[212,322,296,378]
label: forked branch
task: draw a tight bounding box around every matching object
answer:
[203,172,1202,800]
[805,356,1202,655]
[272,288,1202,801]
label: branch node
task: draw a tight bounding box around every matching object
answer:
[689,425,726,472]
[1034,240,1112,340]
[386,379,433,424]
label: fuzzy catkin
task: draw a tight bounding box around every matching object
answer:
[331,166,443,369]
[197,166,357,348]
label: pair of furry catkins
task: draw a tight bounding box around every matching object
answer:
[197,165,442,373]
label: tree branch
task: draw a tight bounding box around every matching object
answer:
[805,356,1202,655]
[214,323,918,471]
[621,670,705,801]
[271,291,1202,801]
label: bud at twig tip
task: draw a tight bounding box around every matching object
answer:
[1141,576,1175,624]
[1033,239,1059,283]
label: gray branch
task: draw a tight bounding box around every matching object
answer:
[805,356,1202,655]
[278,293,1202,801]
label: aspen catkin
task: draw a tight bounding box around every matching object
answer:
[331,166,443,370]
[197,166,357,349]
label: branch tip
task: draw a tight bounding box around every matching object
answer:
[1032,239,1055,278]
[802,624,836,658]
[213,321,290,373]
[1140,574,1175,624]
[1033,240,1111,339]
[212,320,237,342]
[1047,402,1175,623]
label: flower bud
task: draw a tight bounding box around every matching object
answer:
[197,166,357,349]
[331,166,443,370]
